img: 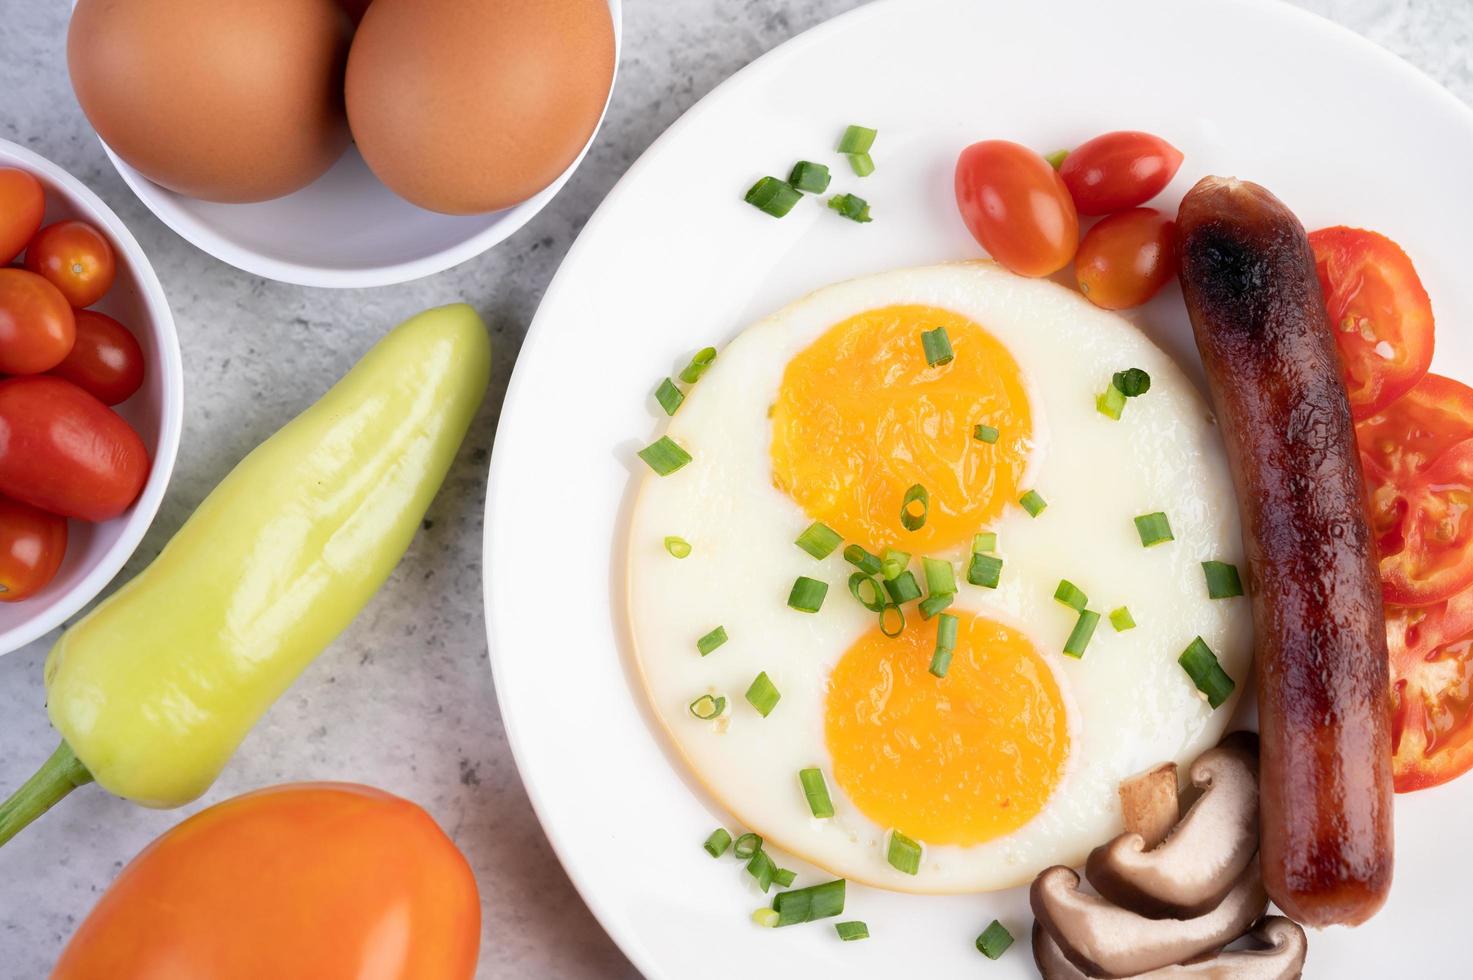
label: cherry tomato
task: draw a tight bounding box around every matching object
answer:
[50,309,145,405]
[955,140,1079,278]
[1386,589,1473,792]
[1358,374,1473,605]
[0,375,149,521]
[1074,208,1177,310]
[53,783,481,980]
[0,493,68,602]
[24,219,116,308]
[0,267,76,374]
[1058,131,1184,215]
[1309,226,1434,420]
[0,168,45,265]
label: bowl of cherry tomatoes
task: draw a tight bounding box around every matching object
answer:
[0,138,182,655]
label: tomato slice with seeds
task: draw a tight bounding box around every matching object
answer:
[1387,589,1473,792]
[1308,227,1433,420]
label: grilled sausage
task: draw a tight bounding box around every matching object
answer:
[1176,176,1393,927]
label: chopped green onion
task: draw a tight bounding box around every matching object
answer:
[881,549,910,581]
[1202,560,1244,599]
[733,832,763,859]
[704,828,732,857]
[688,694,726,720]
[848,572,885,612]
[788,576,829,613]
[788,160,831,194]
[663,535,691,559]
[879,602,905,637]
[827,193,872,223]
[929,650,952,679]
[1063,609,1101,658]
[1179,637,1235,708]
[745,176,802,217]
[696,625,728,656]
[745,673,781,717]
[921,327,954,367]
[1054,579,1088,612]
[844,544,883,576]
[752,907,780,928]
[1096,382,1126,420]
[799,768,836,819]
[973,532,997,553]
[884,570,922,604]
[680,347,717,384]
[1019,490,1047,517]
[886,830,922,875]
[1045,149,1069,170]
[931,613,958,678]
[747,847,778,892]
[923,557,956,595]
[901,484,930,531]
[837,125,877,154]
[835,921,870,941]
[847,152,875,177]
[967,552,1003,589]
[1109,606,1136,631]
[976,920,1015,959]
[974,423,1000,443]
[1134,511,1174,547]
[772,878,846,926]
[773,867,797,888]
[918,592,952,619]
[638,436,692,476]
[655,377,685,416]
[1113,368,1152,397]
[795,521,843,559]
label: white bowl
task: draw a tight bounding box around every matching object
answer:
[90,0,622,289]
[0,139,183,656]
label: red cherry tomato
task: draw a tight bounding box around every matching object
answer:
[51,309,145,405]
[0,267,76,374]
[0,168,45,265]
[0,375,149,521]
[1059,131,1184,215]
[24,219,117,308]
[1074,208,1178,310]
[0,493,68,602]
[955,140,1079,278]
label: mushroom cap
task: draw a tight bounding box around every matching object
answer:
[1032,915,1306,979]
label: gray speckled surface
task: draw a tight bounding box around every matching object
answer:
[0,1,1468,976]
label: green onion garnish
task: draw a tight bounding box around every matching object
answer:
[923,557,956,595]
[974,423,1000,443]
[772,878,846,926]
[752,907,780,928]
[1019,490,1047,517]
[773,867,796,888]
[884,570,922,604]
[1202,560,1244,599]
[746,673,781,717]
[788,160,831,194]
[848,572,885,612]
[788,576,828,613]
[921,327,954,367]
[879,603,905,637]
[973,532,997,553]
[795,521,843,560]
[696,626,728,656]
[704,828,732,858]
[886,831,922,875]
[688,694,726,720]
[745,176,802,217]
[1179,637,1235,708]
[1113,368,1152,397]
[747,847,778,892]
[976,920,1015,959]
[663,535,691,559]
[638,436,692,476]
[1109,606,1136,631]
[901,484,930,531]
[1063,609,1101,658]
[733,832,763,859]
[844,544,883,576]
[827,193,872,223]
[918,592,952,619]
[967,552,1003,589]
[847,152,875,177]
[1134,511,1174,547]
[799,768,836,819]
[837,125,877,154]
[835,921,870,941]
[680,347,717,385]
[655,377,685,416]
[1045,149,1069,170]
[1097,382,1126,420]
[881,548,910,581]
[930,612,958,678]
[1054,579,1088,612]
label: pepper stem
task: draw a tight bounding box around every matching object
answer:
[0,741,93,848]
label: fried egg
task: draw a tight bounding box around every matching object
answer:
[625,262,1250,893]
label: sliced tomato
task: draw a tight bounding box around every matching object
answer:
[1309,227,1434,420]
[1387,589,1473,791]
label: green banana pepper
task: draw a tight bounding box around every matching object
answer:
[0,304,490,846]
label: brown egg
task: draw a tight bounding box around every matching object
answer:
[68,0,353,204]
[345,0,615,215]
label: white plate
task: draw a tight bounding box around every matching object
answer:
[485,0,1473,976]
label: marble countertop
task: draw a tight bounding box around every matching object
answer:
[1,1,1469,976]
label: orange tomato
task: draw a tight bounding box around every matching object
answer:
[1074,207,1178,310]
[52,783,481,980]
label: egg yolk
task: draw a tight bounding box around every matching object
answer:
[824,611,1068,846]
[770,305,1032,554]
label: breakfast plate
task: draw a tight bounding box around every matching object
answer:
[484,0,1473,976]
